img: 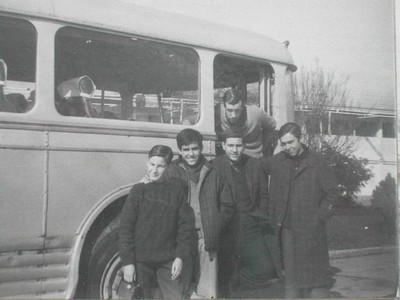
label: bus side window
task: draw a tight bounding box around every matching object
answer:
[0,17,36,113]
[55,27,199,124]
[0,59,15,112]
[0,59,27,113]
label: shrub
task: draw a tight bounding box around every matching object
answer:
[320,143,373,203]
[370,173,397,234]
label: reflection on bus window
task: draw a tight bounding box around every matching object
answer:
[0,16,36,113]
[56,75,101,117]
[55,27,199,124]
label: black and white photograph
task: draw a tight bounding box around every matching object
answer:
[0,0,398,299]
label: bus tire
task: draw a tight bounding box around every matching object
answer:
[86,217,122,299]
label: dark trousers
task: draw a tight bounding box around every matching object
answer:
[136,260,184,299]
[282,228,330,298]
[240,214,277,283]
[219,214,277,297]
[218,246,237,298]
[218,214,242,298]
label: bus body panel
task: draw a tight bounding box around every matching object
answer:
[46,132,176,236]
[0,129,46,298]
[0,129,45,241]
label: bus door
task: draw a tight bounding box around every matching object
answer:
[213,54,274,113]
[213,54,276,155]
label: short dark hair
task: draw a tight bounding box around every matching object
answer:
[218,128,244,142]
[222,89,243,106]
[148,145,173,164]
[176,128,203,150]
[278,122,302,139]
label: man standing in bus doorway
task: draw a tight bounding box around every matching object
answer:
[215,89,277,158]
[261,122,338,298]
[163,128,234,299]
[212,129,277,298]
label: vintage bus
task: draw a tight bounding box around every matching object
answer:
[0,0,296,298]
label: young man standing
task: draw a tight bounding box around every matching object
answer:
[164,128,234,299]
[119,145,194,299]
[212,130,277,297]
[261,122,338,298]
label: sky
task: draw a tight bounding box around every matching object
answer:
[125,0,396,111]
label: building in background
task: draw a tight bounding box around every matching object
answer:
[295,105,396,204]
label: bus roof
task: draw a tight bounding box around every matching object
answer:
[0,0,296,71]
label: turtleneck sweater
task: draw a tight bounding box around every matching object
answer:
[181,155,206,183]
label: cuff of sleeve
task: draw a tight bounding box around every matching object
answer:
[175,247,191,260]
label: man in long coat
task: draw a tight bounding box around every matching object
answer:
[261,122,338,298]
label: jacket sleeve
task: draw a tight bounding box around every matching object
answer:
[119,184,140,266]
[174,181,195,260]
[317,157,339,220]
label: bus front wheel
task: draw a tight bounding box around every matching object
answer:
[86,218,123,299]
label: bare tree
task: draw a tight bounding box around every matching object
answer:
[294,62,355,153]
[294,62,372,202]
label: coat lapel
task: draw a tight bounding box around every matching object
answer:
[294,161,307,178]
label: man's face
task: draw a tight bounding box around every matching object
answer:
[146,156,167,182]
[224,101,244,124]
[222,137,245,162]
[279,133,303,157]
[179,142,202,166]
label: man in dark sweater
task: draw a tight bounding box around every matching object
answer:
[212,130,276,297]
[119,145,195,299]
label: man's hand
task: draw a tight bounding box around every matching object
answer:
[171,258,183,280]
[122,264,136,283]
[138,175,151,184]
[208,251,217,262]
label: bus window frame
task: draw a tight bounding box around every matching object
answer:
[0,17,286,137]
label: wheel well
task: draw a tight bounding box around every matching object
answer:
[73,196,126,298]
